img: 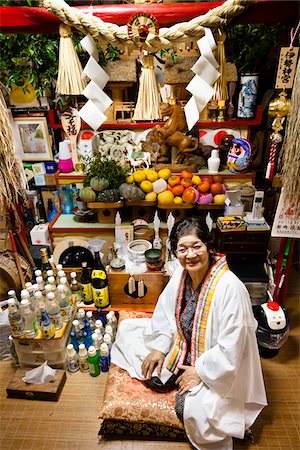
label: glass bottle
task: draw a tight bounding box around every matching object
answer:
[91,332,100,353]
[105,324,114,342]
[34,290,44,325]
[39,305,56,339]
[46,292,63,330]
[78,344,89,373]
[40,248,52,281]
[36,193,47,224]
[56,284,71,322]
[20,299,38,338]
[72,319,83,343]
[7,298,24,337]
[70,272,81,304]
[47,276,57,293]
[8,335,19,366]
[80,262,93,305]
[66,344,80,373]
[91,250,109,308]
[57,270,67,285]
[31,267,39,284]
[106,310,117,337]
[46,269,54,278]
[7,290,18,303]
[34,269,42,280]
[94,329,103,349]
[70,331,79,352]
[95,319,104,335]
[60,276,71,296]
[36,276,45,295]
[25,282,34,301]
[86,311,96,332]
[99,342,110,372]
[87,346,100,377]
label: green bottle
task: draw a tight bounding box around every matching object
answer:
[87,345,100,377]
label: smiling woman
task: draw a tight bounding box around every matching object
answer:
[111,215,267,450]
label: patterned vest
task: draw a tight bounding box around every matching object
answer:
[166,255,228,373]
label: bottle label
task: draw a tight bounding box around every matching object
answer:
[88,362,100,376]
[92,286,109,308]
[42,324,56,339]
[80,360,89,372]
[32,319,38,334]
[68,360,79,373]
[81,283,92,304]
[10,322,24,337]
[60,306,71,321]
[91,270,106,280]
[49,313,62,329]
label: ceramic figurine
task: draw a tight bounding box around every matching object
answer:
[227,138,252,173]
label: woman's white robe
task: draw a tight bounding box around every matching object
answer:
[111,265,267,450]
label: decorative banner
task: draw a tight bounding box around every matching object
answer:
[79,33,112,130]
[271,189,300,239]
[184,28,220,130]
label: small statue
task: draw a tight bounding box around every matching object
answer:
[142,98,199,165]
[227,138,252,173]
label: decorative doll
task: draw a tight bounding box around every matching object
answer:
[227,138,252,173]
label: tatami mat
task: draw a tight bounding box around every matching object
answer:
[0,270,299,450]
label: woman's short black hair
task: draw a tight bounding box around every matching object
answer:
[169,216,213,257]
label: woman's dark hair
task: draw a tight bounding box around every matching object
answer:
[169,216,213,257]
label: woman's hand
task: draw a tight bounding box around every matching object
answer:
[141,350,165,380]
[176,364,202,395]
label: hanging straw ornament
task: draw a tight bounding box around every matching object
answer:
[210,31,228,121]
[133,54,161,121]
[56,23,87,95]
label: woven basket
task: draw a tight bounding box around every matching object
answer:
[0,250,32,300]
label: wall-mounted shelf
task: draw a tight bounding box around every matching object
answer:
[47,106,263,131]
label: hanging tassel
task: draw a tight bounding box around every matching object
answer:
[56,23,87,95]
[128,275,136,294]
[138,275,145,298]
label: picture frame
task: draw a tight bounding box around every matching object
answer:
[14,117,53,161]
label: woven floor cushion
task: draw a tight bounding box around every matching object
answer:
[99,310,186,440]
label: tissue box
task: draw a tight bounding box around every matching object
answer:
[6,368,66,401]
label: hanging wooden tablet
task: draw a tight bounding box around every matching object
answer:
[275,47,299,90]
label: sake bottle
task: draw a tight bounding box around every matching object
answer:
[40,248,52,280]
[46,292,63,330]
[56,284,71,322]
[70,272,81,304]
[80,262,93,305]
[20,299,38,338]
[91,251,109,308]
[7,298,24,337]
[39,305,56,339]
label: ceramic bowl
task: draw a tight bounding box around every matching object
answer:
[127,239,152,262]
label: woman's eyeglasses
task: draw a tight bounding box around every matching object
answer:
[176,245,206,257]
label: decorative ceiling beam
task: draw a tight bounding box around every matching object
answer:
[0,1,298,34]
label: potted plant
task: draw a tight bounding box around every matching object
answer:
[225,23,286,118]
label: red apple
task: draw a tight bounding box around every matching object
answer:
[201,175,214,183]
[210,182,224,196]
[213,174,223,183]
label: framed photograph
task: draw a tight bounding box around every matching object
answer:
[14,117,53,161]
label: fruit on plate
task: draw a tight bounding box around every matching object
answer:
[198,193,213,204]
[213,194,226,205]
[146,169,159,182]
[210,182,224,196]
[174,196,183,204]
[140,180,153,193]
[168,175,181,187]
[133,170,147,183]
[181,177,193,188]
[145,191,157,201]
[172,184,184,196]
[182,187,197,203]
[157,190,174,204]
[198,180,211,193]
[181,170,193,179]
[158,168,172,180]
[212,174,223,183]
[192,175,201,185]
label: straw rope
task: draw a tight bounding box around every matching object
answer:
[39,0,254,51]
[0,86,26,214]
[281,57,300,206]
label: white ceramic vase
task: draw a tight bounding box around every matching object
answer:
[208,149,220,173]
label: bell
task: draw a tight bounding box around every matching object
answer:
[268,90,291,118]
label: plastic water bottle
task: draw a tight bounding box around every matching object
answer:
[7,299,24,337]
[7,290,18,303]
[66,343,80,373]
[78,344,89,373]
[99,342,110,372]
[39,305,56,339]
[86,311,96,332]
[92,332,100,353]
[20,299,38,338]
[56,284,71,322]
[95,319,104,335]
[70,331,79,352]
[46,292,63,330]
[76,308,86,330]
[47,276,57,293]
[94,329,103,349]
[106,310,117,337]
[72,319,83,343]
[82,330,93,349]
[104,324,114,342]
[87,346,100,377]
[103,333,112,352]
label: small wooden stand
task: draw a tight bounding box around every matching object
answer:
[87,201,124,224]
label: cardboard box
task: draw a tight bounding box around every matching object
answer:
[30,224,51,247]
[217,216,246,232]
[32,163,46,175]
[34,174,46,186]
[6,368,66,401]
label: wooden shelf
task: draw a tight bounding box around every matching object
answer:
[47,106,263,131]
[0,2,297,34]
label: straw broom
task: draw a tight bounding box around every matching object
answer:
[56,23,87,95]
[133,54,161,121]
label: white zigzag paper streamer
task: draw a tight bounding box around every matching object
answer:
[79,34,112,130]
[184,28,220,131]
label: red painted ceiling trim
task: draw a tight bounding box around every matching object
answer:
[0,1,298,34]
